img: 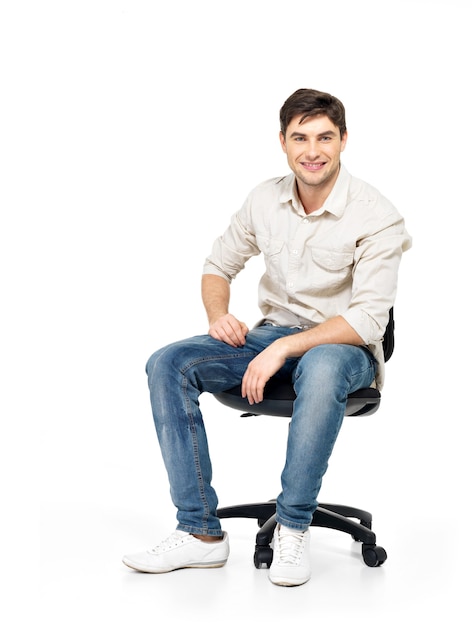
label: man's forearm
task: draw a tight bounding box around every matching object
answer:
[201,274,231,324]
[277,315,364,359]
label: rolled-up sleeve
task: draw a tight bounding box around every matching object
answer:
[203,204,261,282]
[343,215,412,343]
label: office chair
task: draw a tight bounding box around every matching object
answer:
[214,309,394,569]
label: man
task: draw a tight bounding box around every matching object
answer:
[123,88,411,586]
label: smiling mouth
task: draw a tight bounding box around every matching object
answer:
[302,161,325,171]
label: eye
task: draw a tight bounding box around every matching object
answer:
[320,136,332,142]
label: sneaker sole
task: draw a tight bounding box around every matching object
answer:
[122,559,228,574]
[269,574,311,587]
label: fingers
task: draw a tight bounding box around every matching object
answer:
[240,342,287,405]
[241,362,268,405]
[209,315,248,347]
[241,374,266,405]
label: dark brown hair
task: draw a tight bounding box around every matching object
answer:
[279,88,347,138]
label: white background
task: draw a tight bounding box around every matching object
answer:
[2,0,471,623]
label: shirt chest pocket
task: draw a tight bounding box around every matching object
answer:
[259,237,285,282]
[309,248,354,290]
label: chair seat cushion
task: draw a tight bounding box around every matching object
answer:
[214,378,381,418]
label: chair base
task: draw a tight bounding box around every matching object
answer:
[217,500,387,568]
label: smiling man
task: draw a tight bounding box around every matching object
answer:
[280,116,347,210]
[123,88,412,587]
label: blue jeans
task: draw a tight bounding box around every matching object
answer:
[146,324,377,535]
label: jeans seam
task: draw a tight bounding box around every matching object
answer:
[182,374,210,530]
[179,350,257,374]
[347,355,376,389]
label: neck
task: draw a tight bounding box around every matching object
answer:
[297,183,331,214]
[296,166,341,214]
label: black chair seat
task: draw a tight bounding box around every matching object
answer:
[214,380,381,418]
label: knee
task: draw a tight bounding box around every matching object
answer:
[145,342,184,380]
[145,336,210,380]
[145,348,163,377]
[295,344,351,388]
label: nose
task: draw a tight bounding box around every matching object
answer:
[305,139,319,160]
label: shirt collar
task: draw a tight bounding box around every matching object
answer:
[280,165,351,218]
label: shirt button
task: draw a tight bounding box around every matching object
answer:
[292,249,298,255]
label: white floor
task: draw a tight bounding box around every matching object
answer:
[40,504,465,625]
[39,386,469,625]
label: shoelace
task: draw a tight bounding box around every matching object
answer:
[276,529,306,564]
[149,531,187,554]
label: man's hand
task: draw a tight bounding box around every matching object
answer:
[208,313,249,348]
[241,340,287,405]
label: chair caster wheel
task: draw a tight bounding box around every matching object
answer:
[362,544,387,567]
[254,546,273,569]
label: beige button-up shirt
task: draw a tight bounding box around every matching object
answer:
[203,165,412,389]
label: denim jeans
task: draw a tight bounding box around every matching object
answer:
[146,324,377,535]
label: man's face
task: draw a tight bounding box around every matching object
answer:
[279,114,347,192]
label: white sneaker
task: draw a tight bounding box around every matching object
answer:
[269,524,311,586]
[122,530,229,573]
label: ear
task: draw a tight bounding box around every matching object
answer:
[340,131,348,152]
[279,131,287,154]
